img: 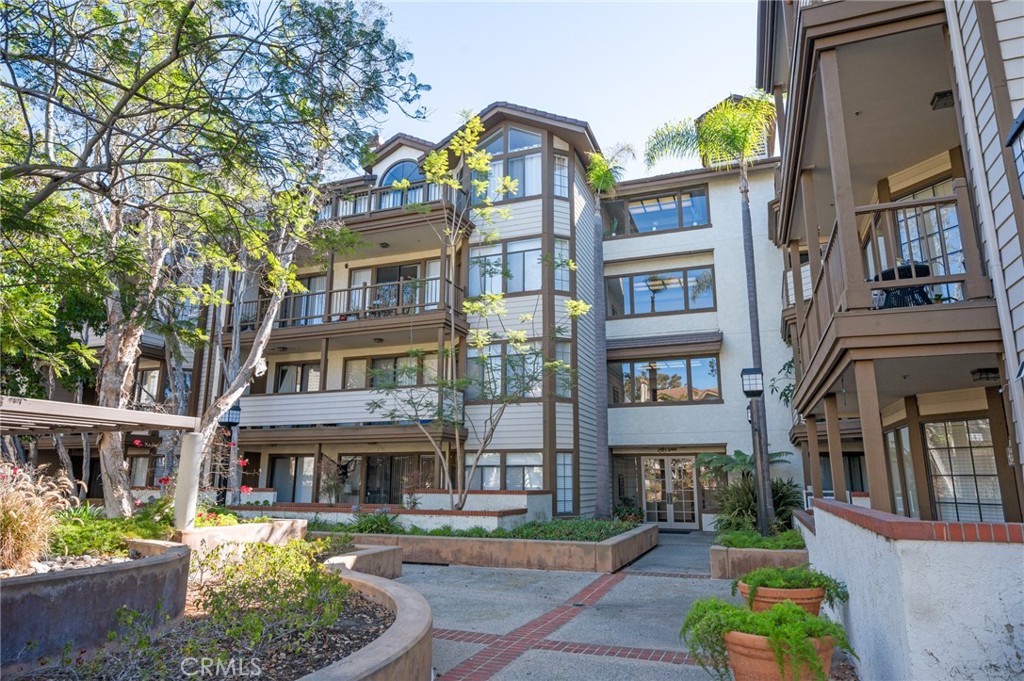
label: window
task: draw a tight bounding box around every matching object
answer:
[605,266,715,317]
[1006,110,1024,196]
[346,353,437,390]
[505,343,543,398]
[603,187,709,237]
[925,418,1004,522]
[885,427,920,518]
[553,155,569,197]
[276,362,321,393]
[135,369,160,405]
[892,179,964,302]
[555,239,570,291]
[471,126,544,204]
[608,356,721,404]
[557,452,573,513]
[555,341,572,398]
[506,239,543,293]
[471,237,564,296]
[467,344,502,400]
[378,161,426,210]
[506,453,543,490]
[467,343,556,402]
[466,453,501,490]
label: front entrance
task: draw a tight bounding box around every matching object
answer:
[642,456,698,530]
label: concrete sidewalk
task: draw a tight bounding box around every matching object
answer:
[397,530,728,681]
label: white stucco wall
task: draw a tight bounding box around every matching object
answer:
[802,508,1024,680]
[603,167,800,482]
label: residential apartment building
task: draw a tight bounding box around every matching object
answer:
[757,0,1023,677]
[191,102,794,525]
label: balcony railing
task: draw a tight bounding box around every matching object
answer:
[316,181,467,222]
[239,387,464,428]
[232,277,465,332]
[795,179,990,372]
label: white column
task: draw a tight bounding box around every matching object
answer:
[173,432,204,530]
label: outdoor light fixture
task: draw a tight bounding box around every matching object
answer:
[379,242,390,249]
[373,337,385,344]
[741,368,764,398]
[971,368,1000,383]
[218,401,241,428]
[931,90,954,110]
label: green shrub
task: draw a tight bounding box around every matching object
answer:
[349,509,403,534]
[50,496,173,557]
[1,463,75,569]
[715,528,805,550]
[733,565,849,607]
[681,598,854,681]
[713,476,803,533]
[197,539,351,650]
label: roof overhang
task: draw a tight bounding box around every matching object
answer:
[0,396,200,435]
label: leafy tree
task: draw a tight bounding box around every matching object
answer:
[367,117,590,510]
[697,449,792,479]
[1,0,426,515]
[645,90,777,534]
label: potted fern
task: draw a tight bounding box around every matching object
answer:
[682,598,853,681]
[733,565,849,616]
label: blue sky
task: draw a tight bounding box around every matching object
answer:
[375,0,760,181]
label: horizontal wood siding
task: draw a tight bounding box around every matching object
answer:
[574,169,599,516]
[993,0,1024,116]
[491,200,544,240]
[463,403,544,451]
[239,388,439,427]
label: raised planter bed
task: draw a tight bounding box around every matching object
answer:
[232,504,528,531]
[709,545,809,579]
[1,539,189,677]
[324,545,403,579]
[310,523,657,573]
[300,567,432,681]
[171,518,306,558]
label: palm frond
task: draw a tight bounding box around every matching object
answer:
[644,120,699,169]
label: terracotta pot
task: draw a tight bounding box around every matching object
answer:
[737,581,826,615]
[724,630,834,681]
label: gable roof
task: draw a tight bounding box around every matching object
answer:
[434,102,601,156]
[364,133,436,172]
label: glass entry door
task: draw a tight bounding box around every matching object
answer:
[642,456,699,529]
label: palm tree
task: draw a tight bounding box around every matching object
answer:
[645,91,777,535]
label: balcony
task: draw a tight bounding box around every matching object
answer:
[792,181,1000,409]
[317,181,468,227]
[229,277,467,344]
[239,387,464,429]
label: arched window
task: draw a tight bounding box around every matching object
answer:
[379,160,424,187]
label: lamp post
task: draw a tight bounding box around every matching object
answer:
[741,368,773,536]
[218,402,241,506]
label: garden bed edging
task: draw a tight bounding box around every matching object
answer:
[709,545,809,579]
[0,539,189,677]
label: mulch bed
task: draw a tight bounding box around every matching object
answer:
[20,579,395,681]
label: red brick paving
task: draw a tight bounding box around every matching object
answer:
[438,573,696,680]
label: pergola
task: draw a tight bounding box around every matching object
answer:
[0,396,205,530]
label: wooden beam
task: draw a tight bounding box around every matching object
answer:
[823,394,848,502]
[806,415,824,499]
[0,396,199,435]
[903,396,934,520]
[853,360,893,514]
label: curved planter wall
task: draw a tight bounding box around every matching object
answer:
[298,568,433,681]
[1,540,189,677]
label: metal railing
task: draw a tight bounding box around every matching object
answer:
[232,277,465,331]
[316,181,467,222]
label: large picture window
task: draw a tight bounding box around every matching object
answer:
[343,353,438,390]
[603,187,709,237]
[925,418,1003,522]
[471,126,544,204]
[605,266,715,317]
[608,356,720,404]
[276,362,321,393]
[469,238,570,296]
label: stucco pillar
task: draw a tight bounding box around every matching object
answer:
[806,415,824,498]
[173,432,204,530]
[854,360,893,514]
[823,394,848,503]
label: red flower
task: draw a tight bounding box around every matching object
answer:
[12,467,20,476]
[134,499,143,507]
[238,459,248,467]
[227,442,237,448]
[240,485,253,494]
[131,439,143,447]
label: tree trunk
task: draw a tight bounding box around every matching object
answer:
[79,433,92,501]
[95,322,144,517]
[26,437,39,467]
[739,172,776,534]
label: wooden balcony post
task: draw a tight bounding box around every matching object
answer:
[953,178,993,300]
[324,252,335,323]
[319,338,329,391]
[823,394,848,503]
[853,360,893,514]
[820,49,871,311]
[904,396,934,521]
[789,240,806,331]
[800,170,822,289]
[806,415,824,499]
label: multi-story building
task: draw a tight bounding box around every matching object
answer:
[757,0,1023,677]
[195,101,794,525]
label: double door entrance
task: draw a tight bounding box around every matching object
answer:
[642,456,699,530]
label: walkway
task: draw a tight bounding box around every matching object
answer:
[396,532,726,681]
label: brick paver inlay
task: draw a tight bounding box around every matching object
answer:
[437,573,698,680]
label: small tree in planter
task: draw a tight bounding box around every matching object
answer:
[682,599,853,681]
[733,565,849,616]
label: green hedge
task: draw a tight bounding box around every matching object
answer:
[308,516,639,542]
